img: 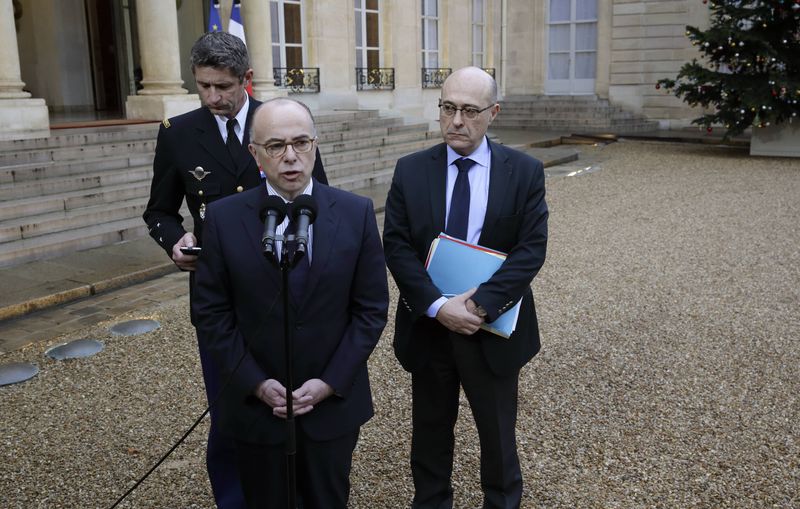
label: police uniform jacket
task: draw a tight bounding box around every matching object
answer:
[143,98,328,255]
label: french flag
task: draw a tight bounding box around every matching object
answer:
[229,0,253,95]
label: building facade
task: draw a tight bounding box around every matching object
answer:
[3,0,709,140]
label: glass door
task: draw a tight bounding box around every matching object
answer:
[545,0,597,95]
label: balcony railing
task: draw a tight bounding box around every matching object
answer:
[272,67,320,93]
[355,68,395,91]
[421,68,452,88]
[483,67,496,78]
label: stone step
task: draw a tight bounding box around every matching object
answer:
[317,121,429,144]
[497,95,657,134]
[333,167,396,192]
[492,120,659,133]
[321,128,436,155]
[0,165,151,201]
[322,136,438,167]
[0,111,384,164]
[0,217,148,268]
[314,109,380,125]
[324,137,439,181]
[0,123,160,153]
[0,152,153,185]
[0,180,151,222]
[0,138,157,166]
[0,197,146,244]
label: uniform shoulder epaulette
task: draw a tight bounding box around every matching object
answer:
[162,118,171,129]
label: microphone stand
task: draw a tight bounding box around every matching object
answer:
[265,233,304,509]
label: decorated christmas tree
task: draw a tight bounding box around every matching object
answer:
[657,0,800,139]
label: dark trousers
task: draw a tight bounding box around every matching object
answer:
[410,333,522,509]
[198,336,247,509]
[233,427,359,509]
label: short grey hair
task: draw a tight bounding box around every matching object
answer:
[190,32,250,80]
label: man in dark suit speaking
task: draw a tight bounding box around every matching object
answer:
[193,98,389,508]
[142,32,326,508]
[383,67,549,508]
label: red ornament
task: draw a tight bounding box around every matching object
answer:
[707,127,713,133]
[703,0,708,4]
[655,83,661,90]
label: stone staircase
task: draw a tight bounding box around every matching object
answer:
[494,95,658,134]
[0,110,438,268]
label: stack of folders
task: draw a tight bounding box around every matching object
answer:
[425,233,521,339]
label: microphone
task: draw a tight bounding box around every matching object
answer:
[289,194,317,255]
[260,195,287,258]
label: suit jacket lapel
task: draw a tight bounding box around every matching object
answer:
[196,108,237,176]
[479,140,511,245]
[428,144,448,235]
[301,185,338,308]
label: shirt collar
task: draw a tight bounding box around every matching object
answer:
[446,136,491,169]
[214,93,250,139]
[265,179,314,204]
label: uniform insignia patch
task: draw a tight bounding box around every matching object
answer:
[162,118,171,128]
[190,166,211,181]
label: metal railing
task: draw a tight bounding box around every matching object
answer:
[355,68,396,91]
[272,67,320,93]
[421,68,452,88]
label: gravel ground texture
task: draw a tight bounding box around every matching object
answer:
[1,140,799,508]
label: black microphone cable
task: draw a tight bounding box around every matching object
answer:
[108,291,281,509]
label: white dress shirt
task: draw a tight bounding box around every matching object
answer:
[214,95,251,144]
[426,136,492,317]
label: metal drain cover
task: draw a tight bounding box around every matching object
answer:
[0,362,39,386]
[45,339,105,360]
[109,319,160,336]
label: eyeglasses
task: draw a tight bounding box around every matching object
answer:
[438,101,494,120]
[252,137,317,158]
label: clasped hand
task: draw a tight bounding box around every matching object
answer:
[435,287,485,335]
[255,378,334,419]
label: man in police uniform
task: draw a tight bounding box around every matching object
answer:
[142,32,326,509]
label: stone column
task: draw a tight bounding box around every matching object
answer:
[242,0,286,100]
[0,0,49,140]
[125,0,199,119]
[503,0,544,95]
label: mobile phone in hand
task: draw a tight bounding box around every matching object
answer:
[180,246,202,255]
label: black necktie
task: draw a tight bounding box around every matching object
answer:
[445,158,475,241]
[226,118,242,157]
[285,205,310,302]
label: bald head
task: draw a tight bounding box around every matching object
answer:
[251,98,317,141]
[438,66,500,156]
[248,99,318,200]
[443,67,498,106]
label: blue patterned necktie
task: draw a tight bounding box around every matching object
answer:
[445,158,475,240]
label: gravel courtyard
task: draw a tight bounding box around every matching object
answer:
[1,140,798,508]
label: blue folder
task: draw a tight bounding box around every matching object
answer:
[425,233,521,338]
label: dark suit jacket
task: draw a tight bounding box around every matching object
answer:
[192,182,389,445]
[383,139,548,377]
[143,98,327,255]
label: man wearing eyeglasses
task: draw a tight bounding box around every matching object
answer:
[193,98,388,508]
[383,66,549,508]
[142,32,327,509]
